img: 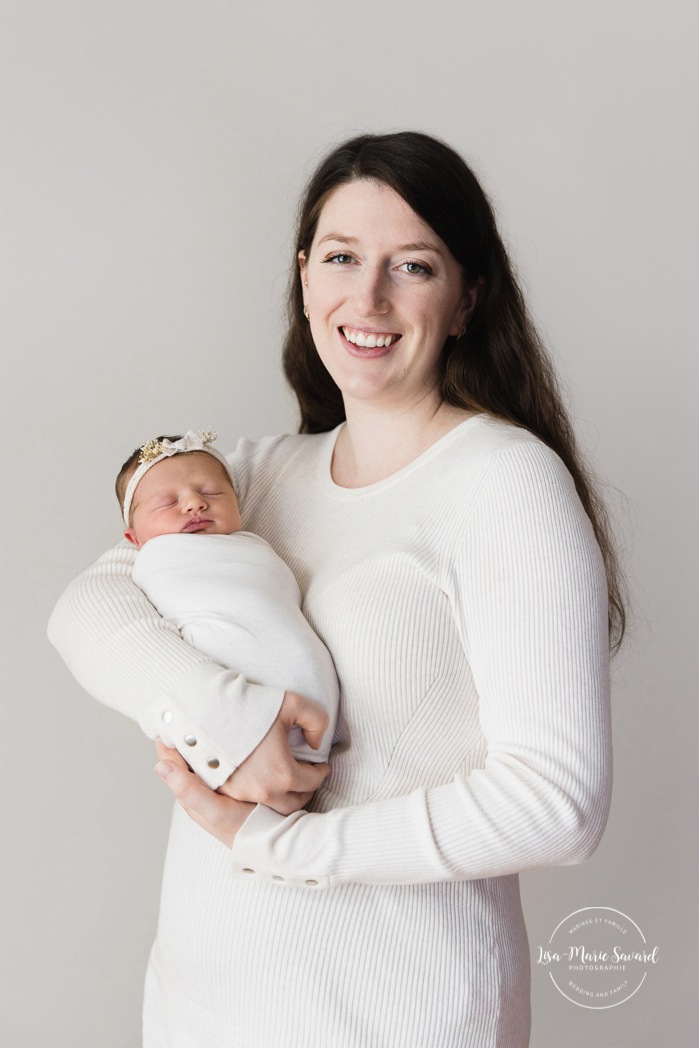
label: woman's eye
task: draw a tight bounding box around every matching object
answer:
[400,260,431,275]
[322,252,354,265]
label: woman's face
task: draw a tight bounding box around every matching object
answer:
[300,179,478,412]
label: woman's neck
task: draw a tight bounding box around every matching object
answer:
[332,395,476,488]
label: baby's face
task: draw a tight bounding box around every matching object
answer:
[125,452,242,548]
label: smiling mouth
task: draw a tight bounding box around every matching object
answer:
[182,518,212,533]
[341,326,401,348]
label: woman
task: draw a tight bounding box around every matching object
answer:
[49,131,621,1048]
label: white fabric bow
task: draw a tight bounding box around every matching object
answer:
[138,429,218,465]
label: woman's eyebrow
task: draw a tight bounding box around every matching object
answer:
[400,241,444,256]
[317,233,359,246]
[317,233,443,256]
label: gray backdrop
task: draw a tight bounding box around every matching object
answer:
[3,1,697,1045]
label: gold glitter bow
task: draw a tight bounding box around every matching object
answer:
[138,429,217,465]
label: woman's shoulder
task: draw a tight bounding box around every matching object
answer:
[433,415,581,531]
[442,414,564,481]
[451,416,590,551]
[468,414,574,486]
[461,413,542,453]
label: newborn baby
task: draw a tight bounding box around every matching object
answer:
[116,429,338,762]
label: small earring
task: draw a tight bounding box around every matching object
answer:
[304,304,310,321]
[456,326,467,341]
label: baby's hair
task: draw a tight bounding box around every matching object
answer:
[115,435,183,521]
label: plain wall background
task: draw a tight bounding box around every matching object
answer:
[3,1,697,1045]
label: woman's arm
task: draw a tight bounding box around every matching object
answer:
[161,441,612,887]
[47,542,326,793]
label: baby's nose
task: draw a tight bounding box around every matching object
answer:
[184,491,207,510]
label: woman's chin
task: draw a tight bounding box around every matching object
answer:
[333,375,399,406]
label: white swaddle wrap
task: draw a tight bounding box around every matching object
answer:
[133,532,338,761]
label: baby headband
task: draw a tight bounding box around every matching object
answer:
[122,428,234,525]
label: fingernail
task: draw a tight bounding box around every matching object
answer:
[155,761,173,781]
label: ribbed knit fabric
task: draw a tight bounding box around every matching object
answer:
[48,414,612,1048]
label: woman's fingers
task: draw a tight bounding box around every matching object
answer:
[291,760,331,794]
[154,742,254,847]
[255,762,330,814]
[154,740,192,778]
[220,753,329,813]
[219,699,331,812]
[207,689,332,814]
[281,690,329,750]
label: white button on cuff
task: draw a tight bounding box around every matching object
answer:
[184,735,197,747]
[242,868,254,874]
[161,710,173,724]
[272,875,284,882]
[305,879,319,886]
[207,757,220,769]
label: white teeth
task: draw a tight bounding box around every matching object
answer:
[342,327,397,348]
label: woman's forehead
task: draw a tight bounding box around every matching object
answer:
[314,179,442,250]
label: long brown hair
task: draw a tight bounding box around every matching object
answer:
[282,131,625,650]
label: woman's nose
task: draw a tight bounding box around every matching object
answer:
[353,266,390,317]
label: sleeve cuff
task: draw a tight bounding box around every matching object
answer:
[140,667,285,788]
[229,805,331,890]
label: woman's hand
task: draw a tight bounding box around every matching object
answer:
[217,691,331,815]
[155,741,255,848]
[155,692,331,845]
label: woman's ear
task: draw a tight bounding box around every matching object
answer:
[450,277,485,337]
[298,250,309,300]
[467,276,486,316]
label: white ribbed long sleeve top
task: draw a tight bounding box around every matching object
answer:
[48,415,612,1048]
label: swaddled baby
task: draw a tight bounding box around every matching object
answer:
[116,429,338,762]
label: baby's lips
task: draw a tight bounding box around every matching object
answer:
[182,518,212,533]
